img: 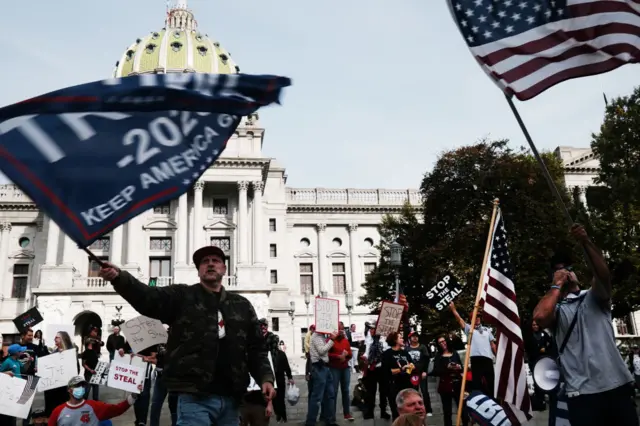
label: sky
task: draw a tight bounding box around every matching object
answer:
[0,0,637,190]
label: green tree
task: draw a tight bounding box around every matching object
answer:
[589,86,640,317]
[360,139,586,339]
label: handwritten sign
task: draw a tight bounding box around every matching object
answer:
[89,361,110,385]
[0,374,37,419]
[427,272,463,311]
[107,362,143,393]
[12,307,43,333]
[374,301,404,336]
[315,297,339,334]
[351,331,365,342]
[122,315,168,353]
[36,349,78,391]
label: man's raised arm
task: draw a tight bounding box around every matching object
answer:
[99,262,183,324]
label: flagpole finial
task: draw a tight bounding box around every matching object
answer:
[493,198,500,205]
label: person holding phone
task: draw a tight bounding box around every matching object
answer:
[432,335,468,426]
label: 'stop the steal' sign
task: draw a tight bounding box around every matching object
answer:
[0,73,291,247]
[427,272,463,311]
[375,301,404,336]
[315,297,339,334]
[123,315,168,354]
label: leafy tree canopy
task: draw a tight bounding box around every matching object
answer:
[360,139,588,341]
[589,86,640,317]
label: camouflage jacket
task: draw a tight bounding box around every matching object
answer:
[111,271,274,399]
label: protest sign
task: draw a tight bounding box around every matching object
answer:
[12,307,43,333]
[351,331,365,342]
[426,272,463,311]
[315,297,339,334]
[122,315,168,353]
[89,361,110,385]
[0,73,291,248]
[0,374,38,419]
[36,349,78,391]
[465,391,512,426]
[113,352,149,387]
[374,301,404,336]
[107,362,143,393]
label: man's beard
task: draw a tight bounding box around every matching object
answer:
[202,270,222,284]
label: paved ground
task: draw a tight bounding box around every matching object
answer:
[33,375,555,425]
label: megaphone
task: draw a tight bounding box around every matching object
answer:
[532,356,561,393]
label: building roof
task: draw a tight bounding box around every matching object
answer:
[113,0,239,77]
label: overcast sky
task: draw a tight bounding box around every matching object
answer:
[0,0,637,189]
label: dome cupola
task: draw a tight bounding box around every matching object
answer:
[113,0,239,77]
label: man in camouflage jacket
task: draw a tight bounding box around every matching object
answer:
[99,245,275,426]
[259,318,280,373]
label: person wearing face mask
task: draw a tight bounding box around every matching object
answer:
[47,376,139,426]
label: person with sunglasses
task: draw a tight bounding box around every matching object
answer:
[448,302,496,398]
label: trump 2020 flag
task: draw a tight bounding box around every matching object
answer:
[446,0,640,101]
[0,73,290,247]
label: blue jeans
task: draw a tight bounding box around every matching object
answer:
[331,367,351,418]
[177,394,238,426]
[134,376,152,425]
[150,373,169,426]
[305,363,336,426]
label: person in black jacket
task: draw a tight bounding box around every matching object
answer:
[274,341,294,422]
[106,326,126,361]
[406,332,433,417]
[432,335,468,426]
[99,245,275,426]
[525,319,555,411]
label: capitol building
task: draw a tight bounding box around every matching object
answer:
[0,1,637,368]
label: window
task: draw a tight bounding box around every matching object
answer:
[213,198,228,215]
[211,237,231,252]
[332,263,346,294]
[270,270,278,284]
[153,202,170,214]
[269,219,276,232]
[11,264,29,299]
[18,237,30,248]
[150,237,172,251]
[88,256,109,278]
[364,262,376,277]
[300,263,313,294]
[272,317,280,332]
[150,257,172,277]
[269,244,277,258]
[89,237,110,251]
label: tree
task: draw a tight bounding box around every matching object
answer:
[589,86,640,317]
[360,139,586,340]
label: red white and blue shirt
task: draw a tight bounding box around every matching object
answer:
[48,399,131,426]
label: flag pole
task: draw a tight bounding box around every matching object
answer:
[455,198,500,426]
[81,247,105,267]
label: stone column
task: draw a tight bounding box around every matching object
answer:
[0,223,10,297]
[238,181,249,264]
[176,193,188,265]
[110,226,123,265]
[193,181,205,250]
[45,217,59,265]
[62,235,75,265]
[348,223,358,293]
[125,216,139,266]
[317,223,328,296]
[252,181,264,264]
[577,186,588,211]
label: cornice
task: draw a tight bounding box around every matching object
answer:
[0,204,38,211]
[563,167,600,174]
[214,158,271,168]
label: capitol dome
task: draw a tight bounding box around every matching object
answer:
[113,0,239,77]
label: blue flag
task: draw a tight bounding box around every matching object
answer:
[0,73,290,247]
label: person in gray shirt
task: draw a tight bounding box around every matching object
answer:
[533,224,637,426]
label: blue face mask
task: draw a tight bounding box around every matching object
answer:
[72,387,85,399]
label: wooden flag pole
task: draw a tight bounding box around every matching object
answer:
[455,198,500,426]
[82,247,106,267]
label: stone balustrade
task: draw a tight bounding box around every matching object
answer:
[0,184,32,203]
[286,188,422,205]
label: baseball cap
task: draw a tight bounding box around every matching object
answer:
[68,375,87,388]
[8,344,26,355]
[258,318,269,326]
[408,331,418,338]
[192,246,226,268]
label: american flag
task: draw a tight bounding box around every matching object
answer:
[17,375,39,405]
[447,0,640,101]
[480,209,531,424]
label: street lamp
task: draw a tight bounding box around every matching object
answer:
[345,292,354,326]
[304,290,311,327]
[288,301,296,354]
[389,241,402,302]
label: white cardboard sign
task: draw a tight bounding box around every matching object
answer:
[122,315,167,354]
[374,301,404,336]
[0,374,37,419]
[315,297,339,334]
[351,331,365,341]
[107,362,143,393]
[36,349,78,391]
[89,361,110,385]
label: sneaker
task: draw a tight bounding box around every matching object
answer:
[344,414,355,422]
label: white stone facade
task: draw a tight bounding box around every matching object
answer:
[0,114,419,372]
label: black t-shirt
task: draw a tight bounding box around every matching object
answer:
[81,349,99,381]
[22,342,41,376]
[382,348,414,390]
[210,293,232,396]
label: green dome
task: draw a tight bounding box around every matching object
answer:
[113,2,239,77]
